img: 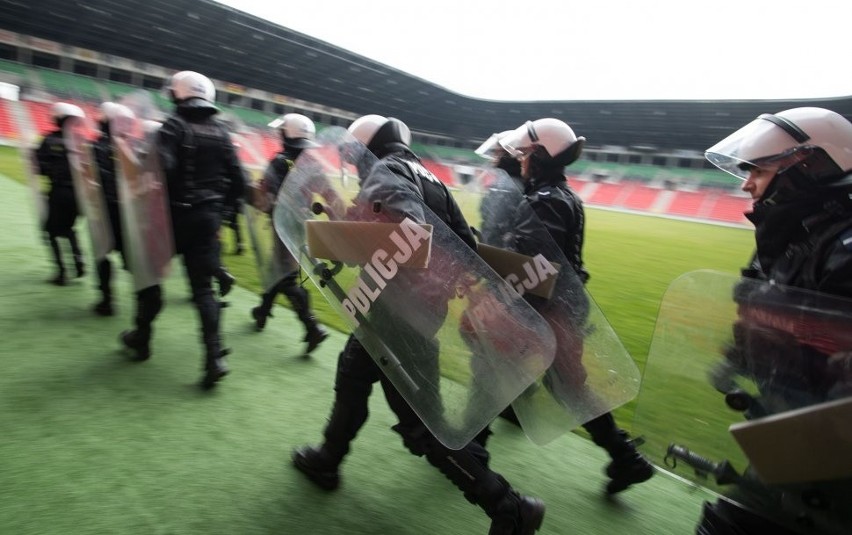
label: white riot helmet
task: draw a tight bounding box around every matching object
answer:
[100,102,136,137]
[268,113,318,149]
[50,102,85,125]
[348,114,411,157]
[166,71,217,109]
[499,118,585,167]
[705,107,852,186]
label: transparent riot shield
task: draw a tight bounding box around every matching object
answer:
[455,168,641,445]
[114,134,174,292]
[273,127,556,449]
[244,169,295,292]
[119,90,165,126]
[64,117,114,262]
[20,145,47,231]
[633,270,852,535]
[228,121,293,293]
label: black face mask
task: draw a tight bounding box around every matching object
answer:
[526,151,566,189]
[496,155,521,178]
[748,183,852,274]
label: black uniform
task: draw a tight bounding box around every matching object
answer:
[36,128,84,284]
[251,148,327,350]
[506,161,652,495]
[123,102,246,388]
[91,123,125,314]
[294,146,542,533]
[699,184,852,535]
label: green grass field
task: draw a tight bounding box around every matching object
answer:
[0,144,751,534]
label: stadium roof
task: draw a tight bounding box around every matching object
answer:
[3,0,851,152]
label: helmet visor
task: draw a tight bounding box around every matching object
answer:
[475,133,507,159]
[705,117,812,180]
[498,122,536,159]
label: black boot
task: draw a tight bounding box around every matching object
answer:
[200,348,230,390]
[121,329,151,361]
[304,323,329,354]
[390,417,544,535]
[488,492,546,535]
[94,299,114,316]
[251,306,270,331]
[252,290,276,331]
[603,437,655,495]
[68,231,85,278]
[216,267,236,297]
[123,286,162,361]
[583,413,654,495]
[282,280,327,353]
[291,445,342,490]
[48,235,67,286]
[94,259,114,316]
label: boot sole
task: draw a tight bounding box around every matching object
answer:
[292,451,340,491]
[606,466,655,495]
[200,368,229,390]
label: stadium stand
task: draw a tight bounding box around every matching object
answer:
[24,100,55,136]
[620,182,663,212]
[6,0,833,228]
[421,159,457,186]
[583,182,619,206]
[0,99,17,139]
[665,190,715,219]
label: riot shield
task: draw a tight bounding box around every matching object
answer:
[114,135,174,292]
[455,168,641,445]
[20,144,47,231]
[119,90,165,126]
[273,127,556,449]
[244,174,295,292]
[227,121,294,293]
[633,270,852,535]
[64,117,114,262]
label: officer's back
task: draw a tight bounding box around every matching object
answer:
[157,72,244,218]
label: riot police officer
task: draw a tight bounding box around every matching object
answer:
[250,113,328,354]
[475,130,525,248]
[120,71,246,389]
[706,107,852,297]
[91,102,133,316]
[497,118,654,495]
[698,107,852,533]
[291,115,545,535]
[36,102,86,286]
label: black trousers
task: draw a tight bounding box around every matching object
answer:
[96,201,126,301]
[322,330,516,519]
[134,206,223,359]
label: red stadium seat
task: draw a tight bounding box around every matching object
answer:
[621,183,663,212]
[421,159,457,186]
[0,99,19,139]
